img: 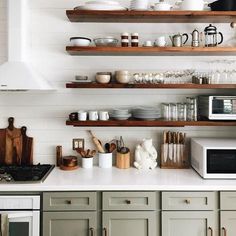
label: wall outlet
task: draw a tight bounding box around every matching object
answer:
[73,139,85,150]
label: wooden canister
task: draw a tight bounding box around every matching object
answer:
[116,152,130,169]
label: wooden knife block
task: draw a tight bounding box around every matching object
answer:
[160,144,189,169]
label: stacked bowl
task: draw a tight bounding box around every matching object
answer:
[130,0,149,10]
[110,109,132,120]
[132,107,161,120]
[115,71,130,84]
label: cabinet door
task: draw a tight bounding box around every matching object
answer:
[221,211,236,236]
[162,211,215,236]
[103,211,156,236]
[43,212,96,236]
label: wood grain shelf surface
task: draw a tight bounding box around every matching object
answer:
[66,83,236,89]
[66,46,236,56]
[66,120,236,127]
[66,10,236,23]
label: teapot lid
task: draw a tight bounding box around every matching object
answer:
[204,24,217,33]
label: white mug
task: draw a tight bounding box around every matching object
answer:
[78,110,87,121]
[155,36,167,47]
[99,111,109,121]
[143,40,153,47]
[89,111,98,121]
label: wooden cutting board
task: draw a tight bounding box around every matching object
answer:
[0,117,33,165]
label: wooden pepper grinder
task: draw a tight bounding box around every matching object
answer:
[56,146,62,166]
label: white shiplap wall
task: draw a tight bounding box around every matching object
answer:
[0,0,236,164]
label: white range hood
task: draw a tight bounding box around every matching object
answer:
[0,0,53,91]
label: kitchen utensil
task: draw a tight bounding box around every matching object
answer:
[78,111,87,121]
[89,111,99,121]
[169,33,189,47]
[99,111,109,121]
[94,37,119,47]
[176,0,207,10]
[109,143,117,153]
[163,131,168,163]
[105,143,110,153]
[116,151,130,169]
[88,130,105,153]
[204,24,223,47]
[56,146,62,166]
[70,37,91,46]
[208,0,236,11]
[98,152,113,168]
[191,29,200,47]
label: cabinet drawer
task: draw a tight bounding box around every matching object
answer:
[102,192,156,210]
[220,192,236,210]
[43,192,97,211]
[162,192,215,211]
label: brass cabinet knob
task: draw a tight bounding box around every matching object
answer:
[185,199,191,204]
[222,227,227,236]
[66,200,72,204]
[208,227,213,236]
[125,200,131,204]
[103,227,108,236]
[89,228,95,236]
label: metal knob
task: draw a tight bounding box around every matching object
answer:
[222,227,227,236]
[125,200,131,204]
[89,228,95,236]
[185,199,191,204]
[208,227,213,236]
[66,200,72,205]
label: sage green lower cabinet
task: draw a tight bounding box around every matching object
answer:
[43,212,97,236]
[221,211,236,236]
[102,211,156,236]
[162,211,216,236]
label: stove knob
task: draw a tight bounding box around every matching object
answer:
[5,176,12,182]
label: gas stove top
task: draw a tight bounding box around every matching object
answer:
[0,164,55,182]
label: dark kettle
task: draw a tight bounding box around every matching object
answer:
[208,0,236,11]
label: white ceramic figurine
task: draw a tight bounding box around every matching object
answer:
[134,139,158,170]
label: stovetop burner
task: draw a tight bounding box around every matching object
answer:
[0,164,55,182]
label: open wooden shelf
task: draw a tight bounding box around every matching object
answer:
[66,46,236,56]
[66,120,236,127]
[66,10,236,23]
[66,83,236,89]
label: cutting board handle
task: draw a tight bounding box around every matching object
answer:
[8,117,15,131]
[21,126,27,136]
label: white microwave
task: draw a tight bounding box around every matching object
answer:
[191,138,236,179]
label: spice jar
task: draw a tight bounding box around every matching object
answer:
[131,33,139,47]
[121,32,129,47]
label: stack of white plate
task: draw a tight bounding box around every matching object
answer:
[132,106,161,120]
[109,109,132,120]
[74,1,127,11]
[130,0,149,10]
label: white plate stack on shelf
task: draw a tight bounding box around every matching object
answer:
[74,1,127,11]
[130,0,149,10]
[109,109,132,120]
[132,106,161,120]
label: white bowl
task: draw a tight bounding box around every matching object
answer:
[116,75,130,84]
[70,37,91,46]
[96,74,111,84]
[115,70,129,75]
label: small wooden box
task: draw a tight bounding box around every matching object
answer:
[116,152,130,169]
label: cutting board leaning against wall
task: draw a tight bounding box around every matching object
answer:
[0,117,33,165]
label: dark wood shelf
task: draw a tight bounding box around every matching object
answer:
[66,83,236,89]
[66,120,236,127]
[66,10,236,23]
[66,46,236,56]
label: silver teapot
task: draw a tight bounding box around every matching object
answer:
[169,33,189,47]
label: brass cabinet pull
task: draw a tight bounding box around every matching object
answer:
[103,227,108,236]
[125,199,131,204]
[185,199,191,204]
[222,227,227,236]
[89,228,95,236]
[208,227,213,236]
[66,200,72,204]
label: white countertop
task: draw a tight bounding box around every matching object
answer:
[0,167,236,192]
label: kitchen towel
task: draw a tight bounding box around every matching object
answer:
[0,214,9,236]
